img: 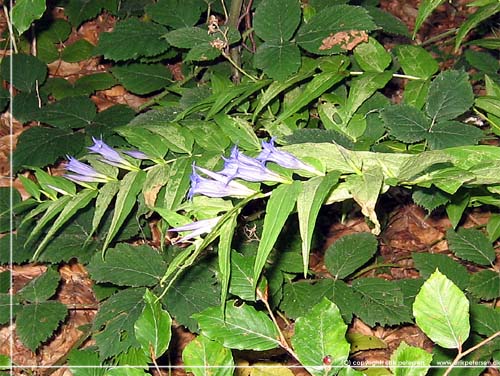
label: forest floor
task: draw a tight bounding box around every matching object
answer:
[0,0,498,375]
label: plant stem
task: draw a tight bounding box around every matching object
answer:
[3,5,18,54]
[256,287,300,361]
[420,28,458,47]
[222,51,258,82]
[443,331,500,376]
[349,71,423,81]
[351,263,402,278]
[225,0,244,83]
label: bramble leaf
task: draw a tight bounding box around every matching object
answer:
[446,228,495,266]
[16,301,67,351]
[88,244,166,287]
[324,232,378,279]
[17,268,60,303]
[412,253,469,290]
[11,0,46,35]
[111,64,172,95]
[467,270,500,300]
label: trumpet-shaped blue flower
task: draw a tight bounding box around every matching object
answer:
[188,164,257,199]
[88,137,137,170]
[123,150,149,160]
[219,146,288,183]
[169,216,221,244]
[64,156,112,183]
[257,137,320,174]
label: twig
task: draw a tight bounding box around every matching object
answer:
[443,331,500,376]
[3,5,18,54]
[350,71,423,81]
[256,286,299,361]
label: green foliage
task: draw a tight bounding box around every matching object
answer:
[467,270,500,300]
[11,0,46,35]
[292,298,350,376]
[413,270,470,349]
[111,64,172,95]
[390,342,433,376]
[446,228,496,266]
[182,335,234,376]
[412,253,469,290]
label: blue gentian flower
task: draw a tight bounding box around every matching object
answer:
[64,156,113,184]
[188,164,257,199]
[169,216,222,244]
[88,137,137,170]
[219,146,288,183]
[257,137,320,174]
[123,150,149,160]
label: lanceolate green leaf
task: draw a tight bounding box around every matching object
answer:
[89,181,120,241]
[455,3,500,50]
[193,302,281,351]
[277,72,345,123]
[253,182,301,287]
[214,114,261,151]
[413,0,445,38]
[291,298,350,376]
[297,173,340,276]
[164,158,192,211]
[32,188,97,260]
[182,335,234,376]
[25,195,73,247]
[218,214,238,308]
[413,269,470,349]
[134,289,172,359]
[102,170,146,253]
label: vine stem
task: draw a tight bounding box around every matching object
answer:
[224,0,244,83]
[349,71,422,81]
[443,331,500,376]
[256,287,300,361]
[222,51,258,82]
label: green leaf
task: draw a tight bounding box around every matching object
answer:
[365,6,410,37]
[89,181,120,240]
[254,41,301,81]
[68,349,106,376]
[446,192,469,229]
[134,289,172,359]
[390,342,433,376]
[118,127,168,159]
[34,96,96,129]
[413,269,470,349]
[487,213,500,242]
[111,64,171,95]
[296,5,377,55]
[214,114,261,151]
[163,158,192,211]
[183,335,234,376]
[446,228,495,266]
[254,182,301,286]
[17,267,60,303]
[426,121,483,150]
[163,258,221,332]
[253,0,301,41]
[143,123,194,154]
[297,173,340,276]
[476,96,500,118]
[73,73,117,95]
[425,70,474,122]
[277,72,345,123]
[345,167,384,235]
[0,188,20,232]
[146,0,204,28]
[164,26,211,48]
[11,0,46,35]
[354,37,392,73]
[96,18,169,61]
[470,304,500,337]
[102,170,146,253]
[455,3,500,49]
[412,187,450,213]
[291,298,350,376]
[467,270,500,300]
[183,120,230,153]
[93,288,145,359]
[347,333,387,353]
[65,0,113,27]
[352,278,412,326]
[324,232,378,279]
[194,301,280,351]
[229,251,256,301]
[404,80,430,110]
[465,50,499,76]
[16,301,67,351]
[33,188,98,260]
[395,45,439,79]
[12,92,40,123]
[88,244,166,287]
[413,0,445,38]
[344,72,392,123]
[61,39,95,62]
[1,54,47,92]
[38,19,71,42]
[412,253,469,290]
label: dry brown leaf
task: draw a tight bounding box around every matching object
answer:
[319,30,368,51]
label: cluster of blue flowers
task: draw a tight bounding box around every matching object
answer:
[172,138,319,243]
[64,137,317,244]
